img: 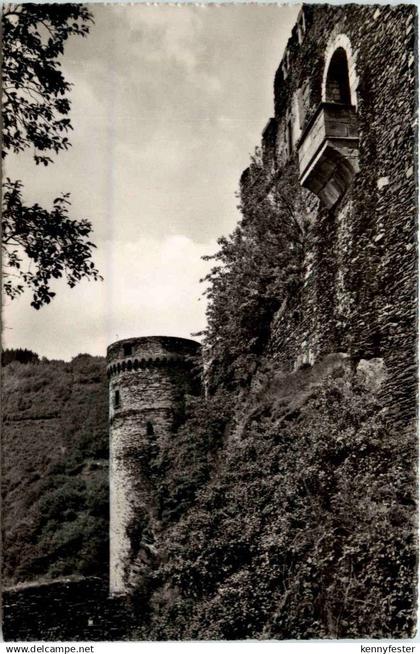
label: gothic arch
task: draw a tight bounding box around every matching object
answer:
[325,48,351,104]
[322,34,358,109]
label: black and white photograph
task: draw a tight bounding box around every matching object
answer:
[1,1,418,644]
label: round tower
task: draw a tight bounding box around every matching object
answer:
[107,336,201,595]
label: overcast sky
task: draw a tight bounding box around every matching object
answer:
[3,3,300,360]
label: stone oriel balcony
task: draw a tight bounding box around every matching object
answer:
[297,102,359,208]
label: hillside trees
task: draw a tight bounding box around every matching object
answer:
[2,347,39,365]
[2,3,101,309]
[2,355,109,584]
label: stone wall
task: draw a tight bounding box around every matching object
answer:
[107,336,201,594]
[254,4,416,424]
[2,578,133,641]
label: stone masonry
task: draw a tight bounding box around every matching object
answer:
[252,4,417,424]
[107,336,201,595]
[2,578,134,641]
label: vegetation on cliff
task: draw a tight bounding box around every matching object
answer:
[137,364,416,639]
[130,152,417,639]
[202,152,311,391]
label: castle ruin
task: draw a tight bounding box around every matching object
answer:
[256,4,416,422]
[107,336,201,595]
[106,0,417,601]
[3,4,417,640]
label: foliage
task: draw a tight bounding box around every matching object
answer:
[2,2,92,164]
[138,370,417,640]
[2,347,39,366]
[155,392,230,524]
[202,151,311,390]
[2,355,109,585]
[2,3,100,309]
[2,179,101,308]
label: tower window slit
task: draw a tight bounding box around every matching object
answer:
[287,119,293,155]
[123,343,133,357]
[114,389,120,408]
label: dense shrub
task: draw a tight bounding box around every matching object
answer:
[137,369,417,640]
[155,392,230,524]
[202,154,312,391]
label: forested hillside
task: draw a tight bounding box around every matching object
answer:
[2,355,109,585]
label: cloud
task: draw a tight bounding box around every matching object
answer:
[2,4,300,359]
[3,235,216,361]
[125,6,204,72]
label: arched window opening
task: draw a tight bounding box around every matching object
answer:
[114,389,120,409]
[146,422,154,436]
[326,48,351,105]
[297,35,359,207]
